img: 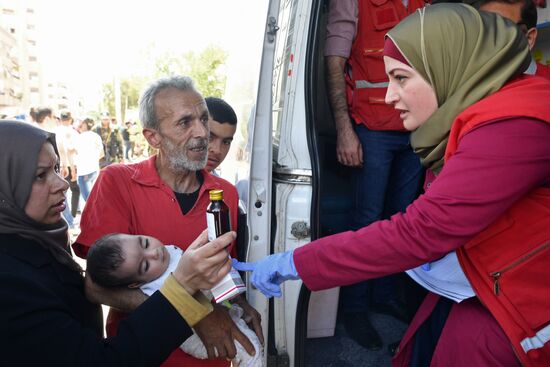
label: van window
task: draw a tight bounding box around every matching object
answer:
[272,0,297,147]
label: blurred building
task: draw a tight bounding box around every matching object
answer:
[0,0,81,119]
[0,25,21,116]
[45,80,70,112]
[0,1,42,118]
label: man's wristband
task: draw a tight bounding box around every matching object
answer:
[160,274,213,327]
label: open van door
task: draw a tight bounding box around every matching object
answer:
[244,0,282,365]
[246,1,343,366]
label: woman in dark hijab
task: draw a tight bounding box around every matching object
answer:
[0,121,235,366]
[234,4,550,366]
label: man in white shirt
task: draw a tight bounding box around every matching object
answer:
[56,111,81,227]
[75,117,104,202]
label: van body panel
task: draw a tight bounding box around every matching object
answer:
[274,0,313,171]
[272,183,312,360]
[246,1,281,363]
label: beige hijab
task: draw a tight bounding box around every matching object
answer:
[386,3,531,173]
[0,120,81,272]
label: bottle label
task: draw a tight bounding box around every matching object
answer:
[206,201,241,302]
[206,212,217,241]
[210,266,246,303]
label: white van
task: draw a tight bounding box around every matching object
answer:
[241,0,382,365]
[240,1,550,366]
[240,1,418,366]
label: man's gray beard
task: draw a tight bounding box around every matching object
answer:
[163,137,208,173]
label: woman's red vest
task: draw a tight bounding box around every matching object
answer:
[447,76,550,367]
[346,0,428,131]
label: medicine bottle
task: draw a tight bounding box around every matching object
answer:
[206,189,231,240]
[206,189,246,303]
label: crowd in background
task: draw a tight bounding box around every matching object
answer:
[22,106,151,234]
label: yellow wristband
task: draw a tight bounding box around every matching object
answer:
[194,290,215,309]
[160,274,213,327]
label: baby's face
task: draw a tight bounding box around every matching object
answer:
[115,234,170,286]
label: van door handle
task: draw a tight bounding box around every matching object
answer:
[267,16,279,43]
[291,221,310,239]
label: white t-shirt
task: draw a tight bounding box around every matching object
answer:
[74,131,103,176]
[54,125,79,168]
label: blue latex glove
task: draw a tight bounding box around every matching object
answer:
[232,250,300,298]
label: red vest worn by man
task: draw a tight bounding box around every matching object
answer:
[346,0,428,131]
[446,76,550,367]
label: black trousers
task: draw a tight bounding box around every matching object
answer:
[64,167,80,218]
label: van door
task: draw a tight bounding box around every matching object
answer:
[244,0,281,365]
[247,1,338,366]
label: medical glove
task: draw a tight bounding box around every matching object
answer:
[232,250,300,298]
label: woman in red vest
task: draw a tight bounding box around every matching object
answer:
[234,3,550,366]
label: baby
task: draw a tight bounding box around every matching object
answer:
[86,233,263,367]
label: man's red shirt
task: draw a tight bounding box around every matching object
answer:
[536,62,550,80]
[74,156,238,367]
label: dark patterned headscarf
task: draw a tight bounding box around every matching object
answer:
[0,120,81,272]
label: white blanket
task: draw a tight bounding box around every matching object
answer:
[181,305,264,367]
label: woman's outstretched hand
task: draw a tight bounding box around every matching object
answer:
[232,251,300,298]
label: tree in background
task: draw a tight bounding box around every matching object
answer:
[101,44,229,122]
[154,45,228,97]
[183,45,228,98]
[102,75,147,122]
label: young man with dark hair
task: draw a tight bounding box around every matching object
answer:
[34,106,57,132]
[205,97,238,173]
[28,106,38,124]
[475,0,550,78]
